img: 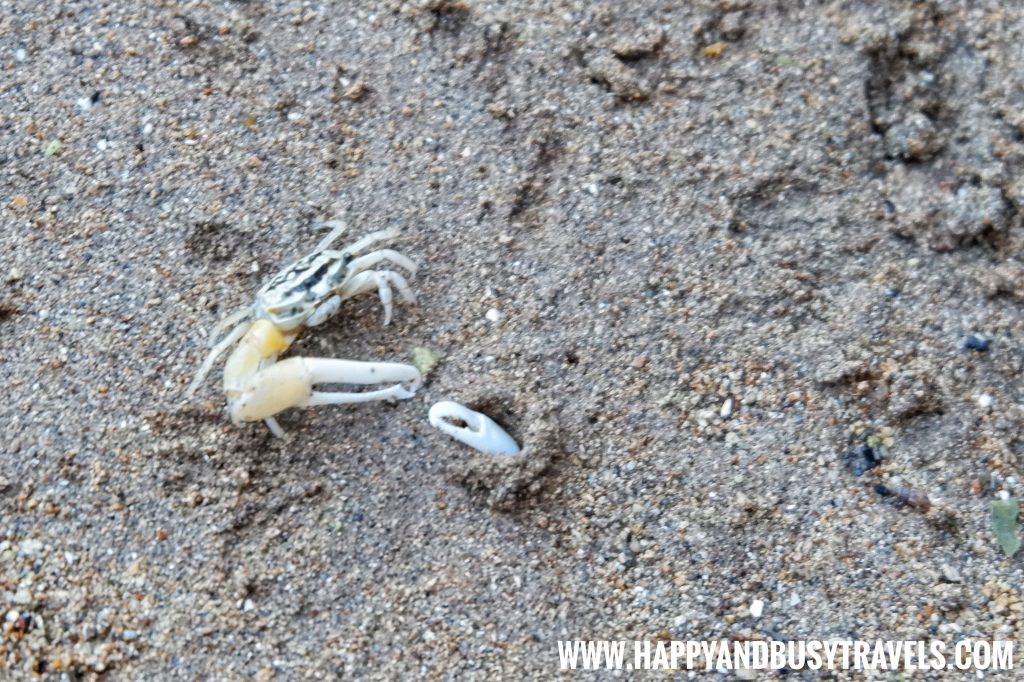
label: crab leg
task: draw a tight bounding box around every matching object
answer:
[338,229,399,256]
[313,220,349,252]
[186,320,252,397]
[317,230,401,268]
[209,306,252,346]
[339,270,416,325]
[347,249,418,276]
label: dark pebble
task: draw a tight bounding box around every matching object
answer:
[962,335,990,352]
[846,444,881,477]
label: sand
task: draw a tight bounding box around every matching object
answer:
[2,0,1024,679]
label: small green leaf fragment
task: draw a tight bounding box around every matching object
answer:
[866,434,883,449]
[43,139,63,157]
[990,499,1021,557]
[412,346,442,378]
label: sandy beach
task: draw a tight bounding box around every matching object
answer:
[2,1,1024,678]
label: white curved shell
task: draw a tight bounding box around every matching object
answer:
[428,401,521,456]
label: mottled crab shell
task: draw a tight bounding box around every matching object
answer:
[255,251,353,331]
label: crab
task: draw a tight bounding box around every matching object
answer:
[185,221,422,437]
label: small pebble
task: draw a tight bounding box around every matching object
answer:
[611,27,665,59]
[848,444,881,476]
[884,112,942,161]
[720,398,734,418]
[749,599,764,618]
[703,42,727,58]
[586,51,651,100]
[977,393,994,409]
[940,564,963,583]
[962,335,990,352]
[339,80,366,100]
[485,308,504,323]
[412,346,443,377]
[18,539,43,557]
[719,11,746,40]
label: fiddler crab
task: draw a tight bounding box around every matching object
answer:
[186,221,422,437]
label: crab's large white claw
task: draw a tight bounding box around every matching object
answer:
[228,357,315,424]
[227,351,421,425]
[428,401,521,456]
